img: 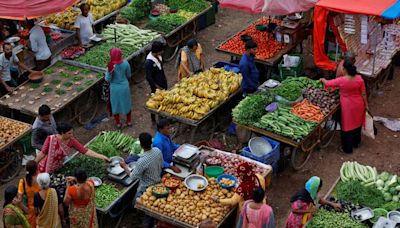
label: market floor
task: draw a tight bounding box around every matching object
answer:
[1,8,399,228]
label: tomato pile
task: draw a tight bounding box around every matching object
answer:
[219,18,285,60]
[61,46,85,59]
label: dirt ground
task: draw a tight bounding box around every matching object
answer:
[1,8,400,228]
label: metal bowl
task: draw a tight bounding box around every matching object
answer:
[184,174,208,191]
[388,211,400,223]
[249,137,272,157]
[5,36,20,44]
[109,156,124,166]
[89,176,102,187]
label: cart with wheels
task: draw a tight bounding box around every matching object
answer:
[0,116,31,183]
[235,104,339,170]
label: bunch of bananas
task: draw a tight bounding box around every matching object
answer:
[45,0,127,29]
[146,68,241,120]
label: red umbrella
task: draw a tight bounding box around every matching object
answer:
[0,0,80,20]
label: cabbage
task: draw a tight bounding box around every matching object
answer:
[393,196,399,202]
[377,179,385,187]
[379,172,390,182]
[390,187,397,195]
[129,140,142,155]
[396,185,400,191]
[384,192,392,202]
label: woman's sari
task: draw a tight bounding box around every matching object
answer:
[36,188,61,228]
[3,204,30,228]
[69,181,98,228]
[38,135,71,173]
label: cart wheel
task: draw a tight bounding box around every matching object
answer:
[319,119,338,149]
[74,89,99,125]
[162,45,179,62]
[291,147,313,171]
[0,143,23,183]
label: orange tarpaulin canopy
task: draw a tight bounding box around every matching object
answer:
[0,0,79,20]
[313,0,400,70]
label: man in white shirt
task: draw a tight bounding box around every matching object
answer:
[27,20,52,70]
[74,3,95,46]
[0,43,35,94]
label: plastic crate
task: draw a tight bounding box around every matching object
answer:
[240,136,280,168]
[213,61,240,73]
[278,54,304,80]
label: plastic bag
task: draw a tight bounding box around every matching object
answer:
[362,112,375,139]
[282,54,300,68]
[373,116,400,132]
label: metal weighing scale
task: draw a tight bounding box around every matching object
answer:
[107,162,137,186]
[167,144,201,178]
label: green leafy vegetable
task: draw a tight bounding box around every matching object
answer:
[87,131,140,156]
[50,79,61,85]
[44,68,54,74]
[85,80,94,86]
[146,14,187,34]
[63,81,73,87]
[75,43,134,67]
[30,83,41,89]
[81,69,92,75]
[168,0,209,13]
[274,77,322,101]
[66,65,79,72]
[43,87,53,93]
[96,73,104,79]
[60,72,70,78]
[58,155,106,179]
[382,201,400,211]
[55,89,66,95]
[72,76,83,82]
[232,94,273,125]
[308,209,367,228]
[336,180,385,208]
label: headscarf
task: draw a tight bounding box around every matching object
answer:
[3,185,18,207]
[107,48,123,73]
[236,162,258,200]
[290,176,321,205]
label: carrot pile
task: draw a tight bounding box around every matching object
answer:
[291,99,324,122]
[218,18,285,60]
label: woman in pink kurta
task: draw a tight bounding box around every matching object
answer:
[321,61,368,153]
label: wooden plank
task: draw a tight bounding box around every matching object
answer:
[146,89,241,127]
[0,116,32,151]
[0,61,104,116]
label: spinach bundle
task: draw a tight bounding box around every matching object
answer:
[146,14,187,33]
[308,209,367,228]
[167,0,209,13]
[336,180,385,209]
[232,94,273,125]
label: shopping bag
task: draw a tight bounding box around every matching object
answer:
[362,111,375,139]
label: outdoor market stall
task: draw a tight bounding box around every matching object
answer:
[313,0,400,97]
[145,65,242,143]
[306,161,400,227]
[0,116,31,183]
[62,24,164,72]
[55,131,142,228]
[135,145,273,228]
[232,77,340,170]
[119,0,214,60]
[216,17,308,77]
[0,61,104,124]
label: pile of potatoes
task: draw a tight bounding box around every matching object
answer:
[137,178,233,226]
[0,117,30,147]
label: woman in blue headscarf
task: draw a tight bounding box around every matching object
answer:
[285,176,341,228]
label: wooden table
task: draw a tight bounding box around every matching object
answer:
[146,89,241,143]
[0,61,104,125]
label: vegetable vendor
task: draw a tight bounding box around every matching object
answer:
[286,176,341,228]
[105,47,132,128]
[31,105,57,151]
[239,40,260,95]
[35,122,110,173]
[211,162,265,223]
[74,3,95,46]
[320,61,368,154]
[153,119,182,173]
[145,41,168,125]
[26,19,52,70]
[120,132,163,228]
[335,51,356,78]
[64,168,98,228]
[177,38,205,80]
[0,43,40,94]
